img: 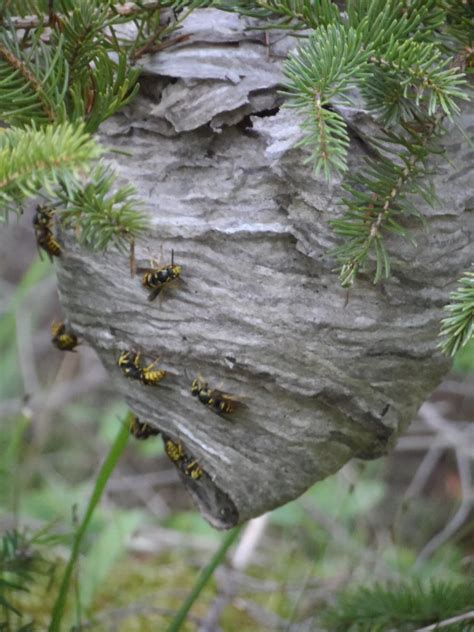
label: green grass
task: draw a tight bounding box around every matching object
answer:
[0,253,473,631]
[166,526,243,632]
[48,415,131,632]
[453,338,474,374]
[323,578,474,631]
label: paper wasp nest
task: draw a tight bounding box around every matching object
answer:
[56,10,474,527]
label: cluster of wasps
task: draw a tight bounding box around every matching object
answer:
[33,206,81,352]
[129,415,161,441]
[36,204,242,482]
[124,243,242,478]
[117,247,242,417]
[163,433,203,479]
[33,205,62,261]
[129,417,203,479]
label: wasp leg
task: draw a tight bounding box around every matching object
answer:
[143,357,161,372]
[147,285,163,302]
[129,239,136,278]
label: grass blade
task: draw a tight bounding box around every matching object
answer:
[166,525,243,632]
[48,414,131,632]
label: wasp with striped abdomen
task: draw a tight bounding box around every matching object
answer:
[163,435,203,480]
[33,205,55,229]
[129,416,161,440]
[33,205,62,260]
[36,229,61,260]
[164,436,184,463]
[138,249,182,302]
[51,321,79,351]
[183,457,204,480]
[118,350,143,380]
[140,356,168,385]
[118,350,168,386]
[191,375,241,415]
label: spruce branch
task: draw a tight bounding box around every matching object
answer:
[323,579,474,631]
[365,40,468,123]
[60,0,116,83]
[283,24,371,177]
[282,0,469,178]
[52,1,140,132]
[439,270,474,357]
[0,23,68,126]
[0,528,56,622]
[121,0,209,61]
[214,0,341,29]
[347,0,444,48]
[4,1,169,27]
[56,165,148,252]
[1,0,470,283]
[68,49,140,133]
[278,0,470,284]
[0,122,101,218]
[331,120,442,286]
[437,0,474,57]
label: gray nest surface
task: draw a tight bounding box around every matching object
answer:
[56,10,474,527]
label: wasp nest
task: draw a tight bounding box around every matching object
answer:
[56,10,474,527]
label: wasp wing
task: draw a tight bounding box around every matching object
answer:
[147,285,163,301]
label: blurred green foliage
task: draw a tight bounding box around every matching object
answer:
[323,579,474,631]
[454,338,474,374]
[0,251,473,631]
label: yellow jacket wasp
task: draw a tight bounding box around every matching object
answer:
[137,249,182,302]
[51,321,79,351]
[191,375,241,415]
[118,350,169,386]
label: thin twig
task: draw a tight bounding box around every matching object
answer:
[435,379,474,399]
[0,42,56,121]
[231,514,269,570]
[79,604,205,629]
[127,480,170,518]
[415,610,474,631]
[300,501,398,580]
[129,526,219,555]
[15,309,41,394]
[395,435,474,451]
[107,470,180,490]
[0,398,23,416]
[418,403,474,458]
[234,597,291,630]
[9,1,168,30]
[403,444,445,500]
[214,568,336,596]
[415,448,473,566]
[199,515,269,632]
[167,526,243,632]
[392,441,445,546]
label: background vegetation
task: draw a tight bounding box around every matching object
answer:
[1,221,473,630]
[0,0,473,629]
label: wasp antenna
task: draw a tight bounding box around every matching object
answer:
[144,356,161,371]
[184,368,195,382]
[147,285,162,302]
[171,248,174,265]
[129,238,136,278]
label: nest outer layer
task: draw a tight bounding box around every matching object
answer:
[56,10,474,527]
